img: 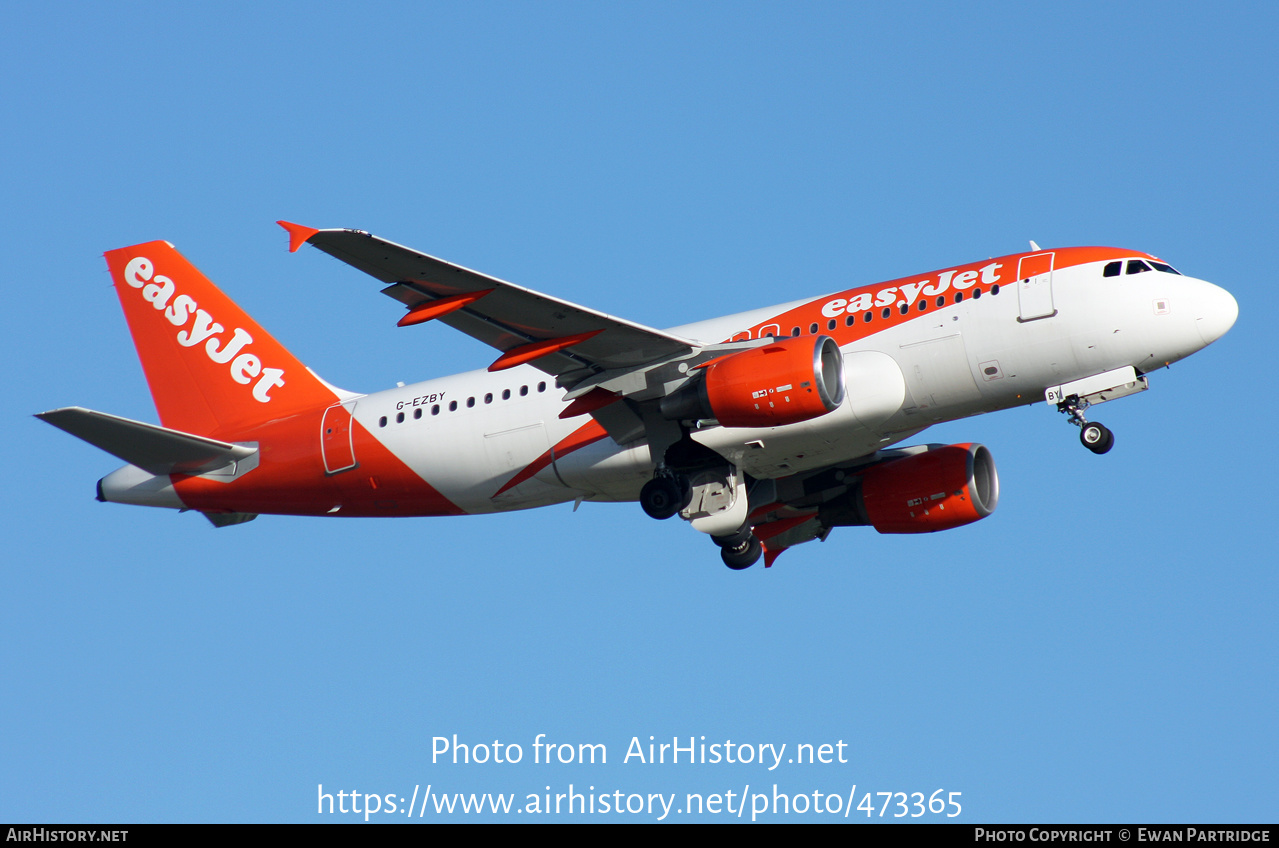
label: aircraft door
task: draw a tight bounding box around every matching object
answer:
[1016,252,1057,322]
[321,402,358,474]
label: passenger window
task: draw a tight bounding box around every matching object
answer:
[898,303,909,315]
[1103,261,1122,277]
[809,322,819,334]
[502,389,511,400]
[466,397,475,408]
[991,284,1000,295]
[396,412,404,423]
[378,416,387,428]
[791,326,800,337]
[917,300,927,311]
[1126,260,1152,275]
[432,405,440,415]
[538,382,546,392]
[844,315,855,327]
[484,393,493,404]
[863,311,873,322]
[954,292,963,303]
[520,385,529,396]
[881,307,891,319]
[414,408,422,419]
[827,319,837,330]
[449,401,457,412]
[936,296,945,307]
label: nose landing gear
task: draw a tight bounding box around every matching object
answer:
[1058,395,1115,455]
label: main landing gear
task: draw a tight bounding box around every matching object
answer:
[639,472,692,520]
[640,437,763,569]
[1057,395,1115,455]
[713,525,762,570]
[641,472,762,568]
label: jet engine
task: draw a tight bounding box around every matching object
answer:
[661,335,845,427]
[819,443,999,533]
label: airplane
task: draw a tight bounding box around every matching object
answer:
[37,222,1238,569]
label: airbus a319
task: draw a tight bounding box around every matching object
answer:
[38,222,1237,568]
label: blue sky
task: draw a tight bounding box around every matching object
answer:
[3,1,1274,822]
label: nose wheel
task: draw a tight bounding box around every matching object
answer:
[1058,395,1115,455]
[1079,421,1114,454]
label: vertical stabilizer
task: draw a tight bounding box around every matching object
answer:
[105,241,338,438]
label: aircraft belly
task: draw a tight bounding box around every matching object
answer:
[693,401,906,479]
[552,438,651,501]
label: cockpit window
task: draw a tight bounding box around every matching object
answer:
[1103,261,1122,277]
[1126,260,1152,275]
[1149,261,1181,275]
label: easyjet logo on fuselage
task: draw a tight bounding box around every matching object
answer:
[122,256,285,403]
[820,261,1005,318]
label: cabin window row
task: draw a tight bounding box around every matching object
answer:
[378,381,548,427]
[781,285,1001,337]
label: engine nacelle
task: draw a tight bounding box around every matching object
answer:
[820,443,999,534]
[661,335,846,427]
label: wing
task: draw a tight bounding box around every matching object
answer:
[279,222,772,445]
[279,222,699,379]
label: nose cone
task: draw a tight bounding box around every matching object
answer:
[1195,282,1239,346]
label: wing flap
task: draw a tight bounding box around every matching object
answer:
[36,407,256,476]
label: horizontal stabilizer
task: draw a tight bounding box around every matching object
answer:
[35,407,256,476]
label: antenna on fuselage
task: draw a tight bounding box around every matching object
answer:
[1029,240,1041,251]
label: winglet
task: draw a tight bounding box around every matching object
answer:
[277,220,320,253]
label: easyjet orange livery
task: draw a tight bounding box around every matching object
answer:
[38,223,1238,567]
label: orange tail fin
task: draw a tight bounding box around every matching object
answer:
[105,241,339,438]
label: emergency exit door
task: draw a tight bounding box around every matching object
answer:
[321,402,358,474]
[1017,252,1057,322]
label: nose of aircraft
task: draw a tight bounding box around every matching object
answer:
[1194,281,1239,346]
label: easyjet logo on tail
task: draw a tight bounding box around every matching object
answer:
[122,256,286,402]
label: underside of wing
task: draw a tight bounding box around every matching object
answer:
[284,224,698,378]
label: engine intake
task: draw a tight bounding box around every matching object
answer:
[661,335,845,427]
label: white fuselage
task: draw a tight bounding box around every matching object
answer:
[344,258,1235,514]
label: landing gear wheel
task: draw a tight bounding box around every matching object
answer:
[1079,422,1114,454]
[712,525,753,549]
[640,475,690,520]
[1059,394,1114,455]
[720,534,762,570]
